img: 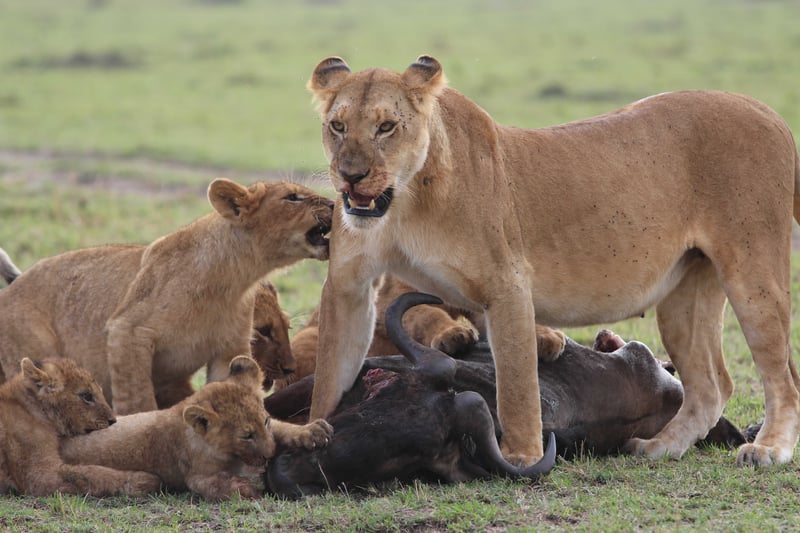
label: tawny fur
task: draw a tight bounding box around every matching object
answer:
[0,358,160,497]
[0,179,332,415]
[61,356,332,500]
[276,273,566,390]
[306,55,800,467]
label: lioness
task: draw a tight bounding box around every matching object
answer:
[306,55,800,467]
[61,355,333,500]
[0,357,160,496]
[0,179,333,415]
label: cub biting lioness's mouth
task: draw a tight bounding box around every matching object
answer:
[306,54,800,469]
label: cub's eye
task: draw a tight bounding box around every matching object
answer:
[242,431,255,441]
[79,391,95,404]
[377,121,396,134]
[256,326,273,340]
[283,193,304,202]
[329,120,345,133]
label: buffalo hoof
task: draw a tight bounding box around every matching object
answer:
[735,442,792,467]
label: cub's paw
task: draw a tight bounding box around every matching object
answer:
[536,326,566,362]
[229,477,258,499]
[125,472,162,496]
[736,443,792,467]
[431,323,479,355]
[294,419,334,450]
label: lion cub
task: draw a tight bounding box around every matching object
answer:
[0,179,332,415]
[61,356,332,500]
[0,357,160,497]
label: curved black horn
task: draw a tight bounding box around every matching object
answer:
[385,291,457,381]
[454,391,556,480]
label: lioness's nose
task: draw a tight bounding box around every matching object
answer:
[339,168,369,185]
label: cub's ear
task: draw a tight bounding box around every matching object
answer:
[208,178,261,221]
[402,55,447,112]
[21,357,55,392]
[227,355,265,391]
[307,56,351,114]
[183,404,219,436]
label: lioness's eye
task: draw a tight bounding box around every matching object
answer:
[256,326,273,340]
[79,391,95,403]
[329,120,345,133]
[378,121,396,134]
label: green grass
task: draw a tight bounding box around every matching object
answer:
[2,0,800,530]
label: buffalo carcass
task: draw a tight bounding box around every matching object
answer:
[264,293,745,498]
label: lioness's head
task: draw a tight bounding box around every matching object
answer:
[21,357,115,436]
[208,179,334,261]
[182,356,275,468]
[251,280,295,389]
[308,55,446,227]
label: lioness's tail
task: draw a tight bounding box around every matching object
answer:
[0,247,21,285]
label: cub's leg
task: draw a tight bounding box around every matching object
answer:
[105,318,158,414]
[271,418,333,449]
[58,464,161,497]
[626,258,732,459]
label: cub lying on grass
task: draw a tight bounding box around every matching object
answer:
[61,356,332,500]
[0,179,333,415]
[0,357,160,497]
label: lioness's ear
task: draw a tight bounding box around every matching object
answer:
[307,56,351,114]
[183,404,219,436]
[208,178,260,221]
[402,55,447,111]
[227,355,264,391]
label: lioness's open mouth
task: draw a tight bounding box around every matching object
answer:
[343,188,394,218]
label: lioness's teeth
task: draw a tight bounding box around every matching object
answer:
[345,196,354,209]
[369,199,376,210]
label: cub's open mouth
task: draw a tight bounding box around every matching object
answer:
[343,188,394,218]
[305,222,331,248]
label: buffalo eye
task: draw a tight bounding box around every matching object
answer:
[329,120,345,133]
[377,120,396,134]
[256,326,273,340]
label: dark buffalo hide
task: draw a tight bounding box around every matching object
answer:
[264,293,746,498]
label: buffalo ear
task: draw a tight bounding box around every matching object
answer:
[208,178,262,221]
[402,55,447,112]
[307,57,352,114]
[227,355,264,391]
[183,404,219,436]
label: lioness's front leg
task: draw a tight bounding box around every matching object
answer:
[486,288,543,465]
[310,274,376,420]
[271,418,333,449]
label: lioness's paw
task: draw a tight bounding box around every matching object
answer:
[623,437,684,460]
[295,419,334,450]
[536,326,566,362]
[736,443,792,467]
[432,324,479,355]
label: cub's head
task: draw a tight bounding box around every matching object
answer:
[20,357,115,437]
[183,356,275,469]
[208,179,334,261]
[307,55,447,227]
[251,280,295,389]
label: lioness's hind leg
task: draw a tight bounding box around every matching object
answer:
[721,260,800,466]
[627,259,731,460]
